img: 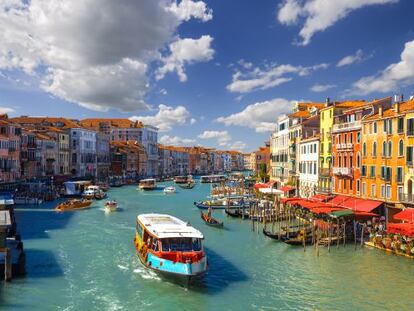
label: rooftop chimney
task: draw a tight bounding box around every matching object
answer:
[379,107,383,117]
[325,97,330,107]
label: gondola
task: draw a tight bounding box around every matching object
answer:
[283,236,313,246]
[225,208,242,218]
[178,182,196,189]
[200,212,224,228]
[262,228,282,240]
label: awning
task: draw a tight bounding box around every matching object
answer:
[387,223,414,237]
[254,181,276,190]
[310,194,329,202]
[327,195,349,206]
[310,207,344,215]
[394,208,414,223]
[326,195,382,213]
[259,188,283,194]
[280,186,295,192]
[330,209,354,218]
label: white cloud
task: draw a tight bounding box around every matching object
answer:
[160,88,168,95]
[216,98,294,132]
[349,39,414,95]
[159,134,195,146]
[198,130,231,146]
[277,0,397,45]
[229,141,247,151]
[156,35,214,82]
[130,104,191,132]
[190,118,197,124]
[0,107,15,114]
[168,0,213,22]
[310,83,336,92]
[227,62,328,93]
[337,49,365,67]
[0,0,212,111]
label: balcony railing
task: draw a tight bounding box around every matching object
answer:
[319,168,331,176]
[332,167,353,176]
[332,120,361,133]
[316,186,332,194]
[398,193,414,204]
[335,143,353,150]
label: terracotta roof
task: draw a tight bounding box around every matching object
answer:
[288,110,311,118]
[364,98,414,121]
[80,118,143,129]
[334,100,366,108]
[11,117,80,129]
[297,102,325,109]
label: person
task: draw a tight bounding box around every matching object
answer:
[207,206,212,219]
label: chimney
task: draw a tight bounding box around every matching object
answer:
[325,97,330,107]
[394,101,400,113]
[379,107,383,117]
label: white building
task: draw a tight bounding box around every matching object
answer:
[142,125,159,177]
[298,135,319,198]
[69,128,97,177]
[270,115,290,187]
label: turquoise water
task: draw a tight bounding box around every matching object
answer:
[2,182,414,310]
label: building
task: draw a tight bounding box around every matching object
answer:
[0,117,21,183]
[96,132,111,182]
[253,143,270,178]
[34,132,59,177]
[270,115,289,187]
[19,129,37,180]
[158,145,189,177]
[243,153,252,170]
[110,141,147,180]
[298,135,319,198]
[332,97,392,197]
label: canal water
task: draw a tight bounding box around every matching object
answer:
[2,182,414,310]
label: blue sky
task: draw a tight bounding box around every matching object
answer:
[1,0,414,151]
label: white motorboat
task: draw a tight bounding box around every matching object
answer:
[163,186,176,194]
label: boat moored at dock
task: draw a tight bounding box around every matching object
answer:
[133,214,207,282]
[200,175,226,183]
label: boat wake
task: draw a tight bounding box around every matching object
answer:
[133,267,161,281]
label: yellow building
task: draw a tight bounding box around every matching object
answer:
[360,98,413,213]
[317,100,365,193]
[403,98,414,207]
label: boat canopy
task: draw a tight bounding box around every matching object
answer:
[137,214,204,239]
[140,178,156,182]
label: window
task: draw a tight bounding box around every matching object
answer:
[373,122,377,133]
[357,180,360,192]
[363,143,367,157]
[383,120,387,133]
[372,142,377,157]
[381,185,385,198]
[370,166,375,178]
[357,132,361,143]
[407,119,414,136]
[362,183,366,196]
[398,118,404,133]
[387,141,392,157]
[361,165,367,177]
[396,167,403,183]
[382,141,387,157]
[357,152,361,168]
[344,180,347,190]
[407,146,413,166]
[399,140,404,156]
[371,184,376,197]
[386,185,391,199]
[350,133,353,143]
[398,187,404,201]
[387,119,393,134]
[344,134,347,144]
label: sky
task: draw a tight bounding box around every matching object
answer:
[1,0,414,152]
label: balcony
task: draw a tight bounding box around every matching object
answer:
[398,193,414,204]
[316,186,332,194]
[335,143,353,150]
[332,167,353,176]
[332,120,361,133]
[319,168,331,177]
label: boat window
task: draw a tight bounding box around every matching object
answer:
[160,238,202,252]
[136,223,144,237]
[152,239,159,251]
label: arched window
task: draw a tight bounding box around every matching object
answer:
[382,141,387,157]
[372,142,377,156]
[399,139,404,157]
[363,143,366,157]
[388,141,392,157]
[357,152,361,168]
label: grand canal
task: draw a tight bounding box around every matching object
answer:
[2,182,414,310]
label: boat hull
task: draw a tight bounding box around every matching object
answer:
[194,202,247,210]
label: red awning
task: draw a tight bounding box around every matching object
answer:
[309,207,344,215]
[394,208,414,223]
[309,194,329,202]
[280,186,294,192]
[327,195,382,213]
[387,223,414,237]
[254,183,267,189]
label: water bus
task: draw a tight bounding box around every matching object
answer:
[134,214,207,282]
[200,175,226,183]
[174,175,192,184]
[138,179,157,191]
[194,197,249,210]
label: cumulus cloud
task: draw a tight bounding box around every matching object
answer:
[229,141,247,150]
[277,0,397,45]
[227,62,328,93]
[190,118,197,124]
[337,49,365,67]
[216,98,294,132]
[348,39,414,95]
[130,104,191,132]
[0,0,212,111]
[159,134,196,146]
[168,0,213,22]
[0,107,15,114]
[198,130,231,146]
[156,35,214,82]
[310,83,336,92]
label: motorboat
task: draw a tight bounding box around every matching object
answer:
[104,200,118,212]
[133,214,208,282]
[55,199,92,212]
[163,186,176,194]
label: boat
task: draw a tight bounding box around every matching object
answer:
[200,175,226,183]
[82,185,101,199]
[262,228,282,240]
[55,199,92,212]
[94,189,107,200]
[174,175,191,184]
[138,178,157,191]
[225,208,248,218]
[194,198,248,210]
[104,200,118,212]
[200,212,223,228]
[283,235,313,246]
[63,180,92,197]
[133,214,208,282]
[178,181,196,189]
[163,186,176,194]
